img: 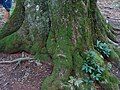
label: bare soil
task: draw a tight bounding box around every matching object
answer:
[0,52,52,90]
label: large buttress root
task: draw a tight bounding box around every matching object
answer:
[42,0,120,89]
[0,0,25,53]
[0,0,50,54]
[0,0,25,40]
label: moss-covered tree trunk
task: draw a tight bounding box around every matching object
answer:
[0,0,120,90]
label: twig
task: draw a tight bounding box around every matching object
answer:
[0,57,34,64]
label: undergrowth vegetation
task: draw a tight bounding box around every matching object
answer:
[61,49,119,90]
[82,50,105,82]
[96,40,111,57]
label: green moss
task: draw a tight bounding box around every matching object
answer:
[100,66,120,90]
[108,45,120,67]
[113,47,120,57]
[73,51,84,76]
[0,33,22,52]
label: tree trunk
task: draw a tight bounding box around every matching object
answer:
[0,0,120,90]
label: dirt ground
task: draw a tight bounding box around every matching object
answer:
[0,52,52,90]
[0,0,120,90]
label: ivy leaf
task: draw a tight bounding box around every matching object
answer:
[96,40,111,57]
[91,73,101,81]
[74,79,83,87]
[97,40,101,47]
[82,63,89,72]
[68,76,76,84]
[83,78,93,84]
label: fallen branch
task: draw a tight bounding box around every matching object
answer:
[0,57,34,64]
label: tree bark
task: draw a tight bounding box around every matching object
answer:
[0,0,120,90]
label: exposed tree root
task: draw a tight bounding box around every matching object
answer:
[0,0,25,40]
[0,57,34,64]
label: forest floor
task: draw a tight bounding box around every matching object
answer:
[0,0,120,90]
[0,53,52,90]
